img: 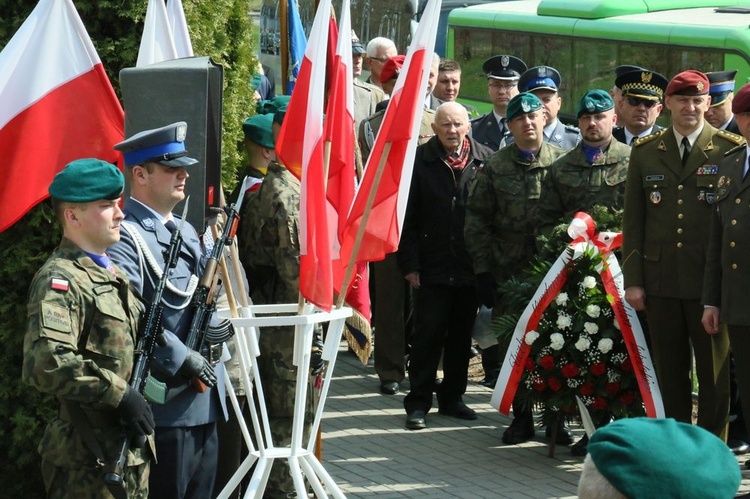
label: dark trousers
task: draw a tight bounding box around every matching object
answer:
[404,284,478,414]
[373,253,412,383]
[728,326,750,441]
[149,422,218,499]
[646,296,730,439]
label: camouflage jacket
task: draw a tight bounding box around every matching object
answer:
[23,238,149,467]
[465,142,565,280]
[248,162,301,304]
[534,139,631,233]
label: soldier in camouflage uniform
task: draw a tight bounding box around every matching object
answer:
[23,159,153,498]
[465,93,566,444]
[535,89,631,234]
[243,108,315,497]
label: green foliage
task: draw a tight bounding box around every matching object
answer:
[0,0,257,495]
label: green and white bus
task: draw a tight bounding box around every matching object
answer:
[446,0,750,120]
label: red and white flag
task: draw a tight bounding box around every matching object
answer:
[137,0,178,67]
[0,0,124,233]
[276,0,333,311]
[339,0,441,265]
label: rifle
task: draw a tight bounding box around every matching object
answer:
[185,176,251,391]
[102,200,188,498]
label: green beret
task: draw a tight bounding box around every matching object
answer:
[577,89,614,117]
[257,95,291,115]
[506,92,543,121]
[49,158,124,202]
[242,114,275,149]
[588,418,740,499]
[273,105,288,127]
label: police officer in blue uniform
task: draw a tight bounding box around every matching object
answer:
[470,55,527,151]
[508,65,580,151]
[108,122,226,499]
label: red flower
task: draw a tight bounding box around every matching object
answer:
[590,363,606,376]
[605,382,621,395]
[621,358,634,372]
[591,397,607,410]
[540,355,555,370]
[561,363,580,378]
[525,357,536,371]
[533,379,546,392]
[548,377,562,392]
[619,391,635,405]
[579,382,595,396]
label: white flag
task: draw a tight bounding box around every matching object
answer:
[136,0,178,67]
[166,0,194,58]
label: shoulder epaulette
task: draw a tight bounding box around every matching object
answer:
[633,128,667,147]
[564,124,580,132]
[716,128,746,146]
[470,113,488,124]
[422,108,436,117]
[724,143,746,156]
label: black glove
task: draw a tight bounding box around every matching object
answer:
[476,272,497,309]
[179,348,217,387]
[310,329,326,376]
[117,386,155,437]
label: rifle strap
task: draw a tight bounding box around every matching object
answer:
[121,221,198,309]
[62,401,115,472]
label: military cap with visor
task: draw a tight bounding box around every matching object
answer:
[49,158,124,202]
[482,55,527,80]
[506,92,543,121]
[616,69,668,101]
[519,66,561,93]
[351,30,366,55]
[115,121,198,168]
[706,69,738,107]
[243,114,275,149]
[577,89,615,117]
[614,64,645,86]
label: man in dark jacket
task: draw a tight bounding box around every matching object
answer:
[400,102,493,430]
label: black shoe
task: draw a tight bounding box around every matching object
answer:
[470,346,480,358]
[545,419,574,446]
[380,381,400,395]
[480,374,498,388]
[438,402,477,420]
[728,438,750,455]
[406,410,427,430]
[502,415,535,444]
[571,434,589,456]
[745,459,750,470]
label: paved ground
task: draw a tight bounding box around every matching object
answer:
[320,342,750,498]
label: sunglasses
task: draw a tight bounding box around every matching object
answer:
[626,96,659,109]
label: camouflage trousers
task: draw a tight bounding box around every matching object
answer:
[257,325,314,498]
[41,459,148,499]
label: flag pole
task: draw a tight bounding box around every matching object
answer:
[335,141,393,309]
[280,0,289,94]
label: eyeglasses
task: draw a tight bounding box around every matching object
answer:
[369,56,388,63]
[489,82,517,91]
[626,96,659,109]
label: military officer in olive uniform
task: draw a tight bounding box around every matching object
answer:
[24,159,153,498]
[352,31,386,135]
[535,89,631,234]
[470,55,527,151]
[623,70,745,441]
[706,70,741,135]
[508,65,580,151]
[465,93,566,444]
[109,122,222,498]
[612,68,668,145]
[703,82,750,459]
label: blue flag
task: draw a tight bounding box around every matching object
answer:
[287,0,307,94]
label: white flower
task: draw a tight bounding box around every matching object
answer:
[550,333,565,350]
[598,338,614,354]
[575,336,591,352]
[555,292,569,306]
[556,313,572,330]
[585,304,601,318]
[582,276,597,289]
[583,322,599,335]
[613,318,621,330]
[524,330,540,345]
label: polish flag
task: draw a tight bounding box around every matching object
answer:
[166,0,194,58]
[339,0,441,265]
[0,0,124,233]
[137,0,178,67]
[275,0,333,311]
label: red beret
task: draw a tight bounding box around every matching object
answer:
[666,70,709,96]
[380,55,405,84]
[732,83,750,114]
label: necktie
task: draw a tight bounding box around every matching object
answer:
[681,137,691,166]
[164,220,178,234]
[629,136,637,146]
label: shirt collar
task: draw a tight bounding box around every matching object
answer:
[673,122,704,148]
